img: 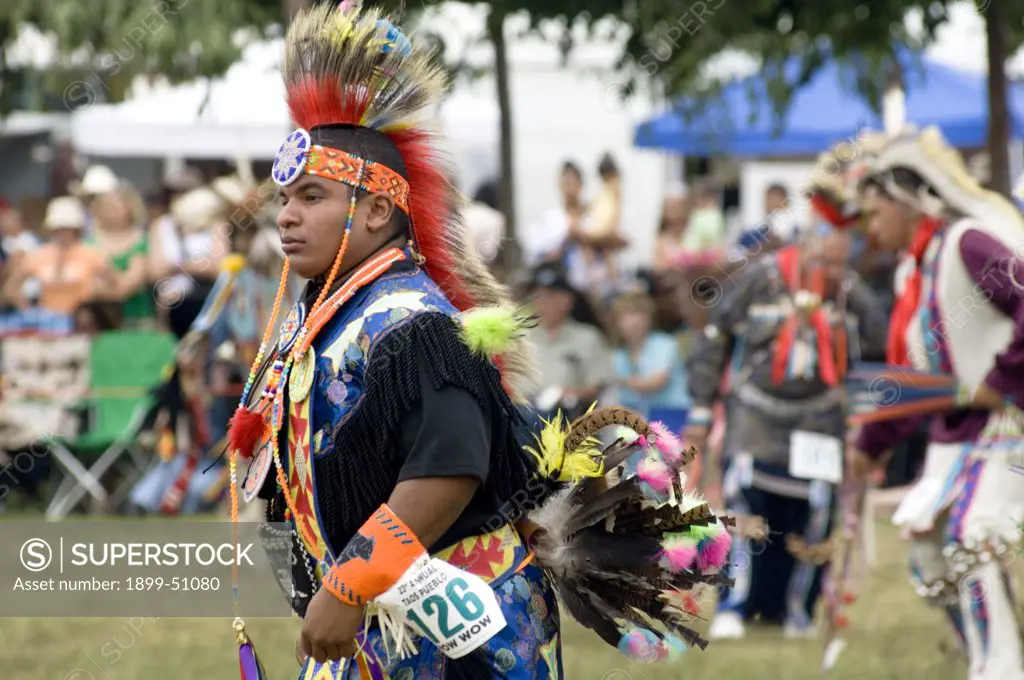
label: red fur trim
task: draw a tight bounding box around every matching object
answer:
[287,76,370,130]
[228,407,266,460]
[385,128,475,311]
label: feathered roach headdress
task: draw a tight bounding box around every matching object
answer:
[226,1,535,460]
[805,147,862,230]
[276,0,534,394]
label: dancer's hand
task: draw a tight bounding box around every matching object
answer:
[300,588,364,663]
[970,384,1006,412]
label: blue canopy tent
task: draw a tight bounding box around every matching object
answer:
[634,55,1024,156]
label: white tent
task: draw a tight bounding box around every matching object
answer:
[70,41,290,159]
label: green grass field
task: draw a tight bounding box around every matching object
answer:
[0,520,995,680]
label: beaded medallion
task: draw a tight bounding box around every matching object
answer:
[289,348,316,403]
[272,128,312,187]
[243,439,273,504]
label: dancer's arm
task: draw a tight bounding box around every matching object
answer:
[685,261,767,430]
[960,229,1024,408]
[853,416,926,460]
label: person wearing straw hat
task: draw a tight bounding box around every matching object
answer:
[1,196,114,315]
[151,185,231,337]
[849,126,1024,680]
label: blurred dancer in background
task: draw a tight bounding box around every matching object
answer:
[851,127,1024,680]
[685,162,887,639]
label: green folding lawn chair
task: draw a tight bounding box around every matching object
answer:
[44,330,176,521]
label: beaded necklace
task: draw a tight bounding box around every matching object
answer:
[270,247,407,553]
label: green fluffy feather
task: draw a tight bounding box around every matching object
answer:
[459,306,529,358]
[685,523,724,541]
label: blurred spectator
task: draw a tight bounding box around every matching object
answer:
[89,184,154,327]
[75,165,120,236]
[462,179,505,267]
[523,161,587,274]
[652,194,691,271]
[2,197,115,315]
[738,183,790,251]
[524,264,611,419]
[682,179,727,252]
[150,186,230,338]
[575,152,628,295]
[1,204,40,278]
[609,291,691,429]
[146,166,205,231]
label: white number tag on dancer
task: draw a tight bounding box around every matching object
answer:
[376,556,506,659]
[789,431,843,484]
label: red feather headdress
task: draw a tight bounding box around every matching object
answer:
[280,3,474,311]
[271,3,535,399]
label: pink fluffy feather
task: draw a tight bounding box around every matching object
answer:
[648,421,684,468]
[696,530,733,571]
[659,539,698,572]
[637,456,674,495]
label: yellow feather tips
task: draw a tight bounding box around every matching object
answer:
[327,13,355,47]
[524,412,604,484]
[458,306,530,359]
[283,3,450,134]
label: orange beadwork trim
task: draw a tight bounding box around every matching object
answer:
[307,145,411,214]
[269,248,407,556]
[321,504,426,607]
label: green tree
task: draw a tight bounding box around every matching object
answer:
[622,0,1024,195]
[0,0,278,114]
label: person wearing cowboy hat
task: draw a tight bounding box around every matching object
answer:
[524,263,612,421]
[1,196,115,315]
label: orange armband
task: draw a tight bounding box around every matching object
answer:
[321,504,426,607]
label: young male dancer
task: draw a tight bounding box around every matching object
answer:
[225,4,734,679]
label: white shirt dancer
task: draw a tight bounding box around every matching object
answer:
[851,126,1024,680]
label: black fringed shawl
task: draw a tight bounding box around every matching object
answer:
[265,306,538,612]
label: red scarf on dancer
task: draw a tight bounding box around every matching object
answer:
[886,216,944,367]
[771,246,843,387]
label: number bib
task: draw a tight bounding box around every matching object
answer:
[376,556,507,659]
[789,430,843,484]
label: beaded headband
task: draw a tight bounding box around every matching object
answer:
[271,127,411,214]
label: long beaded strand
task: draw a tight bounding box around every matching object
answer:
[267,163,364,548]
[240,259,292,409]
[230,256,291,630]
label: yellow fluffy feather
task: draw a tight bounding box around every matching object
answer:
[524,411,604,484]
